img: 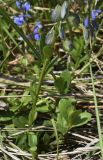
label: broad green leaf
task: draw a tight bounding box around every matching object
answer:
[16,134,27,148]
[36,105,49,113]
[57,99,75,134]
[28,132,37,147]
[13,116,28,128]
[28,109,37,125]
[54,77,66,93]
[30,146,37,153]
[69,37,84,69]
[61,70,71,83]
[55,70,71,93]
[43,45,53,59]
[56,99,91,134]
[58,99,75,117]
[71,111,92,128]
[57,114,68,134]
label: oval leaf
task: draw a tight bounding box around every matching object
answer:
[61,1,68,19]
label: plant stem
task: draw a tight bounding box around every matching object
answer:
[90,64,103,159]
[35,59,48,102]
[29,59,49,125]
[51,119,59,160]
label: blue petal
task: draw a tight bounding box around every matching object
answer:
[13,15,24,26]
[33,26,39,34]
[91,10,96,20]
[33,22,42,35]
[91,9,101,20]
[84,17,89,28]
[35,22,42,29]
[34,33,40,40]
[16,1,21,9]
[22,2,30,11]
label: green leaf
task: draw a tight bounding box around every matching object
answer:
[55,77,66,93]
[68,37,84,69]
[28,132,37,157]
[28,132,37,147]
[29,146,37,153]
[57,114,68,134]
[16,134,27,148]
[28,109,37,126]
[55,70,71,93]
[13,116,28,128]
[58,23,65,39]
[51,4,61,22]
[71,111,92,128]
[43,133,50,145]
[61,70,71,82]
[45,56,58,75]
[29,82,37,103]
[56,99,91,135]
[63,39,73,52]
[36,105,49,113]
[58,98,75,117]
[0,111,13,122]
[45,27,55,45]
[43,45,53,60]
[61,1,68,19]
[20,90,32,106]
[56,98,75,134]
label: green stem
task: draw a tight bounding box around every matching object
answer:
[90,64,103,159]
[51,119,59,160]
[35,59,48,102]
[29,59,48,125]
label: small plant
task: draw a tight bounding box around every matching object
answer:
[0,0,103,159]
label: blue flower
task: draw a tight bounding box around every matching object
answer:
[22,2,30,11]
[83,9,102,40]
[91,9,101,20]
[84,9,101,29]
[34,33,40,41]
[84,17,89,28]
[16,1,21,9]
[33,22,42,33]
[33,22,42,41]
[16,1,30,11]
[13,15,25,26]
